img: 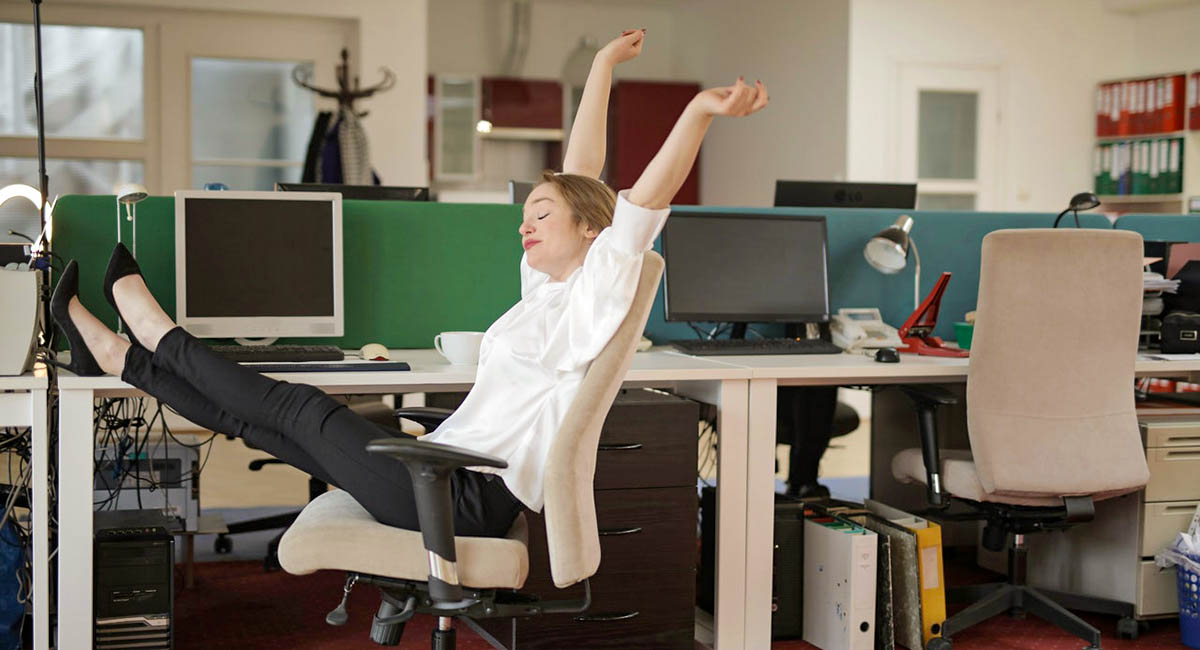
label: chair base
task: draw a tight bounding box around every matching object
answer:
[944,582,1104,649]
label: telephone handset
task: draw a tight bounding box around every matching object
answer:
[830,307,902,351]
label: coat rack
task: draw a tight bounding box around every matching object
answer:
[292,48,395,117]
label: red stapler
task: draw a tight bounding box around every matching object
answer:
[898,272,969,358]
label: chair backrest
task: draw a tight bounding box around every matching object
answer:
[966,229,1149,499]
[541,251,664,588]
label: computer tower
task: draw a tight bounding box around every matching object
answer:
[94,442,200,532]
[698,487,807,640]
[94,510,175,649]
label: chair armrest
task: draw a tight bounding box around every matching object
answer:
[394,407,455,432]
[366,437,507,605]
[894,385,957,509]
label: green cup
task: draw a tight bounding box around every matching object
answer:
[953,322,974,350]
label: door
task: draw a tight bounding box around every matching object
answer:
[159,13,356,192]
[897,63,1001,210]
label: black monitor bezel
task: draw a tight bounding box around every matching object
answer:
[275,182,429,202]
[773,180,916,209]
[661,211,832,324]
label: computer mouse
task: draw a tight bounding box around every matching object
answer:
[360,343,390,361]
[874,347,900,363]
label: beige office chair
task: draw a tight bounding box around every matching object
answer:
[278,251,664,649]
[890,229,1149,650]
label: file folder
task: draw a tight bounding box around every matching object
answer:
[866,500,947,649]
[803,518,877,650]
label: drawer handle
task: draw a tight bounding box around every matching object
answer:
[598,443,643,451]
[1164,504,1200,513]
[1164,451,1200,460]
[1163,436,1200,445]
[574,611,640,622]
[599,527,643,536]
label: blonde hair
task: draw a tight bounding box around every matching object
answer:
[537,170,617,233]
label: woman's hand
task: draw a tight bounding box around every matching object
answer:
[690,78,769,118]
[597,29,645,66]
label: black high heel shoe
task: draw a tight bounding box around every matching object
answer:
[50,260,105,376]
[103,242,145,348]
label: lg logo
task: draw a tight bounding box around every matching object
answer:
[833,189,865,204]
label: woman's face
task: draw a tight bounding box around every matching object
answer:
[519,182,597,282]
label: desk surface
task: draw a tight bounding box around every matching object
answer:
[0,375,47,390]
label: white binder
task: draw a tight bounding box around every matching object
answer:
[803,517,878,650]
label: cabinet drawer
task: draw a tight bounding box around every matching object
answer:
[1136,560,1179,617]
[594,391,697,490]
[1144,446,1200,502]
[1141,421,1200,448]
[524,487,698,579]
[1141,500,1200,557]
[509,569,695,650]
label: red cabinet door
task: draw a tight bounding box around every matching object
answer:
[609,80,701,204]
[481,77,563,129]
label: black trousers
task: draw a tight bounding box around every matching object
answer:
[775,386,838,489]
[119,327,524,538]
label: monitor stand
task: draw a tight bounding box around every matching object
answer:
[234,337,279,347]
[730,323,749,339]
[726,322,827,340]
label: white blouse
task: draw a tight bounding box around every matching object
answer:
[419,190,669,512]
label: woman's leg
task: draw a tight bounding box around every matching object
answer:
[120,344,338,486]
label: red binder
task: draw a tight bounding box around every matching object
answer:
[1119,81,1131,136]
[1191,73,1200,131]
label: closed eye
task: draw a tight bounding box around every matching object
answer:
[537,213,548,220]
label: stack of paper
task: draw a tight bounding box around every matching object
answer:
[1144,271,1180,293]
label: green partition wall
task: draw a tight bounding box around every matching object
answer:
[51,195,523,349]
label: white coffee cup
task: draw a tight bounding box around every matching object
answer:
[434,331,485,365]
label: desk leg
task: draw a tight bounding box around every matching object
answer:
[30,388,48,650]
[674,378,748,650]
[745,379,778,650]
[59,388,95,650]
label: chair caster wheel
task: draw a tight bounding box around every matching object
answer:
[370,619,405,645]
[926,638,951,650]
[1116,616,1143,640]
[213,535,232,554]
[432,627,456,650]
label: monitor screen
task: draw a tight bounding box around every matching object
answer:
[508,180,535,204]
[774,180,916,209]
[275,182,429,202]
[662,212,830,323]
[174,191,343,338]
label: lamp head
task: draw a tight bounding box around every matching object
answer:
[1068,191,1100,212]
[863,214,913,274]
[114,182,148,205]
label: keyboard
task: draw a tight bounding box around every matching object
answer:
[247,361,411,373]
[208,344,345,363]
[670,338,844,356]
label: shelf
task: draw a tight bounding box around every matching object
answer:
[1098,194,1185,203]
[1097,131,1188,142]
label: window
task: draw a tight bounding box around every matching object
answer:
[190,58,315,190]
[0,22,146,242]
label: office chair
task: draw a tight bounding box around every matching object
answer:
[277,251,664,649]
[890,229,1150,650]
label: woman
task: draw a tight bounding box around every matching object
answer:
[52,30,768,539]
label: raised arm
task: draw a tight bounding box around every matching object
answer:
[561,29,645,178]
[628,78,769,209]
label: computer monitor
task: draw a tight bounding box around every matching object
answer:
[508,180,535,204]
[275,182,429,202]
[174,190,344,338]
[661,212,831,323]
[774,180,916,209]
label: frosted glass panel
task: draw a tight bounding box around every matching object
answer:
[0,157,144,243]
[438,79,476,177]
[192,164,298,191]
[191,58,315,162]
[0,23,144,139]
[918,91,976,180]
[917,193,976,211]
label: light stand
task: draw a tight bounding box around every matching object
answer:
[1052,191,1101,228]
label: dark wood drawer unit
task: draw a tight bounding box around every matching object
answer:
[468,388,698,649]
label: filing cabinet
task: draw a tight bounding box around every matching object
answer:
[430,389,700,649]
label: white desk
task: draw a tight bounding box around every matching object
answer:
[718,351,1200,650]
[0,374,49,650]
[55,349,755,650]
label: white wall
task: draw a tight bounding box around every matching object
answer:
[847,0,1135,212]
[18,0,428,187]
[429,0,850,206]
[1130,2,1200,73]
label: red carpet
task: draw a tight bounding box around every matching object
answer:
[177,561,1187,649]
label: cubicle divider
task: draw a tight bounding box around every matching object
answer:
[51,195,1121,349]
[1114,213,1200,243]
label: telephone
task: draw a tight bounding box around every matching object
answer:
[830,307,902,351]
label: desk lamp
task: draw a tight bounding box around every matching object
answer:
[1052,191,1101,228]
[114,183,148,258]
[864,215,921,310]
[863,215,968,357]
